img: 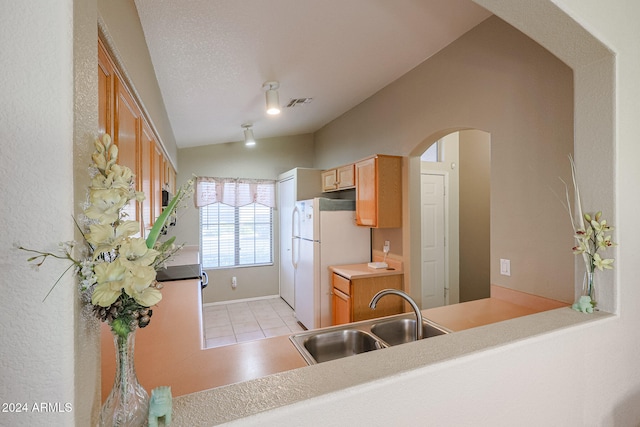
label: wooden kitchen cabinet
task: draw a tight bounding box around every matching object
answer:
[332,272,404,325]
[98,39,115,138]
[355,154,402,228]
[98,40,177,235]
[114,75,141,225]
[140,122,154,231]
[322,164,355,192]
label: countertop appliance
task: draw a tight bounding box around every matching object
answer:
[156,264,208,288]
[293,198,371,329]
[155,246,208,288]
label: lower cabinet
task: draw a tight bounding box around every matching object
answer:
[332,272,404,325]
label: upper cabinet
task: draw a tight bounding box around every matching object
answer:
[355,154,402,228]
[321,164,355,192]
[98,40,177,235]
[98,40,114,138]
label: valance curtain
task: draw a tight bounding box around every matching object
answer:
[195,176,276,208]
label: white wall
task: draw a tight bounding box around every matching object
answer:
[0,0,98,425]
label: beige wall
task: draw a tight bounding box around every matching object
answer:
[459,130,491,302]
[314,16,575,303]
[172,134,315,303]
[98,0,178,166]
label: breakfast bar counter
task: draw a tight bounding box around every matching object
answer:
[101,279,567,399]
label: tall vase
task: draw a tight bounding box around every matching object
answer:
[99,330,149,427]
[584,270,596,305]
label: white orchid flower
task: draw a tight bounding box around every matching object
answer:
[119,238,159,268]
[85,188,129,223]
[123,264,161,306]
[108,164,135,191]
[593,253,614,271]
[91,260,127,306]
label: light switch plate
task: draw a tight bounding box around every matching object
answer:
[500,259,511,276]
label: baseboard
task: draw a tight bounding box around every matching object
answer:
[203,294,281,308]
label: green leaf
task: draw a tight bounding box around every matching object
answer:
[111,317,131,338]
[146,187,182,249]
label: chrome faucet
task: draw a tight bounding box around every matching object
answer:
[369,289,423,341]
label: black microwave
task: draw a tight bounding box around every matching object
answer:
[161,189,173,207]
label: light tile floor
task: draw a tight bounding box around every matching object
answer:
[203,297,305,349]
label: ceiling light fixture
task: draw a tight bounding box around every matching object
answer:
[242,123,256,146]
[263,81,281,115]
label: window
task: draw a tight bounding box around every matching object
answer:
[196,177,275,269]
[421,140,442,162]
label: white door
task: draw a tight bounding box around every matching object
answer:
[278,177,295,308]
[421,173,446,308]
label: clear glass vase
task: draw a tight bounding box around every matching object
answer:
[583,270,596,305]
[98,330,149,427]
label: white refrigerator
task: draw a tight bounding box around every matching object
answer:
[292,198,371,330]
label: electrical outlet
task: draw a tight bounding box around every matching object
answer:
[383,241,390,254]
[231,276,237,288]
[500,259,511,276]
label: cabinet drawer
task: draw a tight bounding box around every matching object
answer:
[332,273,351,296]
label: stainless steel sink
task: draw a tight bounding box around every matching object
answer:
[301,329,384,364]
[290,313,451,364]
[370,317,448,346]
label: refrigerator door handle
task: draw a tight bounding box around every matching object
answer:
[292,206,300,269]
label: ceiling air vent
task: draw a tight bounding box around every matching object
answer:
[285,98,313,108]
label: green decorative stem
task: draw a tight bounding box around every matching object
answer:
[146,187,183,250]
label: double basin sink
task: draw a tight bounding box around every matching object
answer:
[289,313,451,365]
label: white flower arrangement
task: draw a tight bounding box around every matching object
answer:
[19,134,194,338]
[562,155,615,274]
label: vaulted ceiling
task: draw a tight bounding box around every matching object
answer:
[134,0,491,148]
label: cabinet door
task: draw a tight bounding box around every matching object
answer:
[114,76,141,228]
[352,275,404,321]
[140,123,154,232]
[336,164,355,189]
[332,288,351,325]
[355,157,377,226]
[152,144,163,223]
[167,167,176,194]
[321,169,337,192]
[98,41,114,138]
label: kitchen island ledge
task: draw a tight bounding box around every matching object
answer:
[169,293,613,425]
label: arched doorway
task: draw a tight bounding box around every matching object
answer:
[417,130,491,309]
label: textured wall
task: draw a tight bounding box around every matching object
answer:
[0,1,77,425]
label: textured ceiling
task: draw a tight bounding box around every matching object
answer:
[134,0,491,148]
